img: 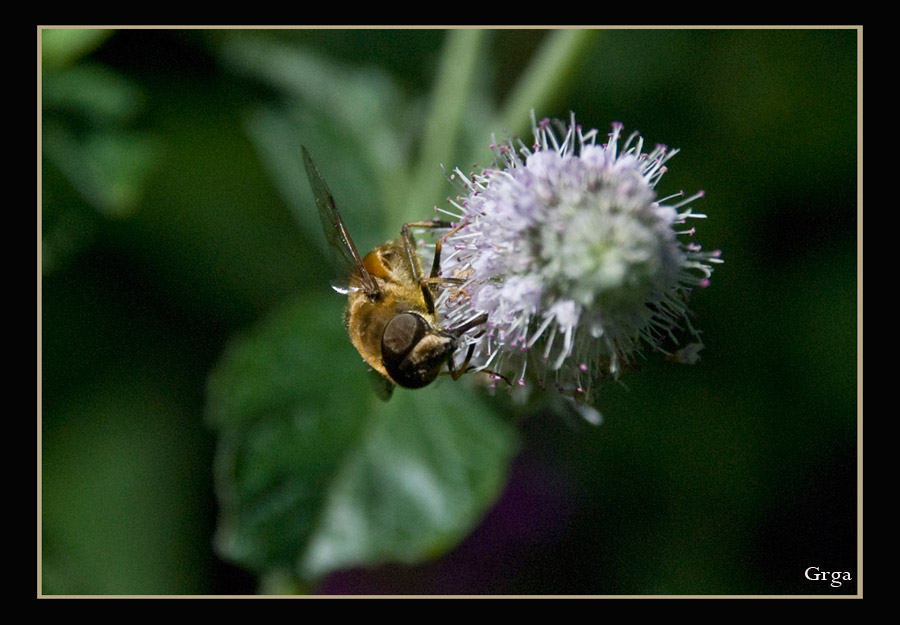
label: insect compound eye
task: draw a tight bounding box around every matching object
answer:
[381,312,455,389]
[382,312,428,364]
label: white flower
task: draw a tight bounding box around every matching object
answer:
[435,113,722,403]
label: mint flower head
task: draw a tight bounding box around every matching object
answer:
[436,113,722,404]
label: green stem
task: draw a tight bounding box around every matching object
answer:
[401,29,487,224]
[496,29,599,139]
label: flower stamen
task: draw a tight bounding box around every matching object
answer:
[435,113,722,408]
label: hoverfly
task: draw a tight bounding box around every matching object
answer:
[302,147,487,398]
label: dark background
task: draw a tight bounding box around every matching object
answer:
[41,28,858,595]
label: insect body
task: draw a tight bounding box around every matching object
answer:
[302,147,486,397]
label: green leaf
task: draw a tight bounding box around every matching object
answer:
[41,28,113,71]
[207,294,518,587]
[220,35,412,187]
[43,122,160,218]
[43,65,160,220]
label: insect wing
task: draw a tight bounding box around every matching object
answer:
[302,147,380,296]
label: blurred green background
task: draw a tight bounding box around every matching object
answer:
[40,28,858,595]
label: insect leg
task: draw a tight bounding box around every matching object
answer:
[401,219,467,279]
[449,312,488,337]
[445,336,512,386]
[447,341,477,381]
[400,219,461,315]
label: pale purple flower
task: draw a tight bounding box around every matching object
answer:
[435,113,722,404]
